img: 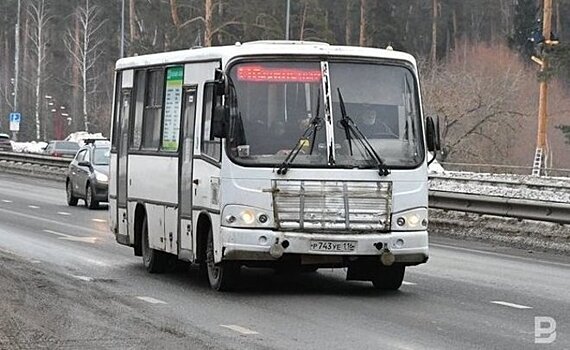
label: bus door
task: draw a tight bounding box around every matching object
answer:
[117,71,133,238]
[178,61,219,261]
[178,87,197,260]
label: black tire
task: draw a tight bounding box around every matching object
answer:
[66,180,78,206]
[371,265,405,290]
[300,266,319,273]
[141,216,167,273]
[206,227,240,291]
[85,183,99,209]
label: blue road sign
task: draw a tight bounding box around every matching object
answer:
[9,112,21,123]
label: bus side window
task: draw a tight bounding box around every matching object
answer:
[141,69,164,151]
[130,70,146,150]
[201,83,221,161]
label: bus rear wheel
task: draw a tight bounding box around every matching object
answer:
[141,216,167,273]
[206,227,240,291]
[371,265,405,290]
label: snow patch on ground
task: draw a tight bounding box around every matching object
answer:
[10,141,48,154]
[430,171,570,203]
[65,131,107,145]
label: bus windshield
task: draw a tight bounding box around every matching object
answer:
[227,60,424,168]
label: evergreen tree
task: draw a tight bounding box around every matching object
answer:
[509,0,538,60]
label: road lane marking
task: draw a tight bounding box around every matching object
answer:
[220,325,259,335]
[0,206,104,235]
[2,200,13,203]
[491,301,532,309]
[28,205,40,209]
[57,211,71,216]
[43,229,98,244]
[136,296,167,304]
[92,218,106,223]
[72,275,94,282]
[402,281,417,286]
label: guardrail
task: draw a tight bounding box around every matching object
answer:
[429,190,570,225]
[1,152,569,225]
[0,151,71,168]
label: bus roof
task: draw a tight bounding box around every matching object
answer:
[115,40,418,71]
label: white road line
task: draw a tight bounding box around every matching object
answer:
[490,301,533,309]
[1,200,13,203]
[57,211,71,216]
[92,218,106,223]
[136,296,167,304]
[402,281,417,286]
[28,205,40,209]
[0,206,103,235]
[220,325,259,335]
[43,229,98,244]
[72,275,94,282]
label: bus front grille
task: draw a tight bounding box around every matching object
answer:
[272,180,392,232]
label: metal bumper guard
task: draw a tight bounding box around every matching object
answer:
[219,227,428,265]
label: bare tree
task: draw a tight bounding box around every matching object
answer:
[28,0,51,140]
[422,43,533,164]
[64,0,107,132]
[431,0,438,63]
[358,0,366,46]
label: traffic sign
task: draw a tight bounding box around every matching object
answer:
[9,112,21,132]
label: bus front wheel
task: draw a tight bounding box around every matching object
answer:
[206,228,240,291]
[371,265,405,290]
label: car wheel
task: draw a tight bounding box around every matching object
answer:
[206,227,240,291]
[371,265,405,290]
[141,216,168,273]
[85,183,99,209]
[66,180,78,206]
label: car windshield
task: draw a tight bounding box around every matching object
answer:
[226,60,423,168]
[93,148,110,165]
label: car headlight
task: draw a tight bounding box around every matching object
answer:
[222,205,273,228]
[391,208,428,231]
[94,171,108,183]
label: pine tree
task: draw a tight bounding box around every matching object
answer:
[509,0,538,60]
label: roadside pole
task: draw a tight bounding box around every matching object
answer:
[532,0,554,176]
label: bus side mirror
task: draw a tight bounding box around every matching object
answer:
[425,116,441,152]
[212,105,229,138]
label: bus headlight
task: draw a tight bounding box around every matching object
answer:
[222,205,273,228]
[391,208,428,231]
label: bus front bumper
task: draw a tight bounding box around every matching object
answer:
[218,227,428,266]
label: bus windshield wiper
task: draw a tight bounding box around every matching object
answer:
[277,90,322,175]
[337,88,390,176]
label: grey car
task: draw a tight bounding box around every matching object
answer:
[44,140,80,158]
[66,140,110,209]
[0,133,13,152]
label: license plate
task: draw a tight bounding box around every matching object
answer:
[309,240,357,252]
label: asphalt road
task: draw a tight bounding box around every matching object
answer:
[0,173,568,349]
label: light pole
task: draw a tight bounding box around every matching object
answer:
[285,0,290,40]
[120,0,125,58]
